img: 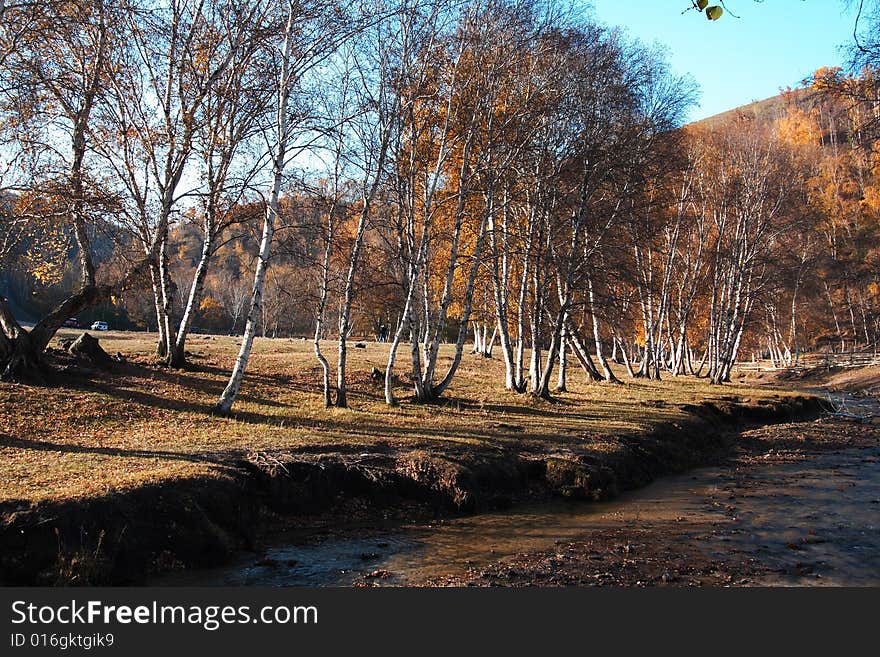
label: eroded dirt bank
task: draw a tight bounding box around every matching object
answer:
[0,394,822,585]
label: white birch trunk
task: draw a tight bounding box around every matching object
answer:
[215,7,297,415]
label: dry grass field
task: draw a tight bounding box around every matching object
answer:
[0,329,802,505]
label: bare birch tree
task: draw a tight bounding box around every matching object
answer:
[215,0,370,415]
[170,0,275,367]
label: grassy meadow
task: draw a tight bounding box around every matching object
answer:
[0,329,799,504]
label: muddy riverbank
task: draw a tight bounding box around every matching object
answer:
[0,394,823,585]
[152,411,880,587]
[148,409,880,587]
[422,415,880,587]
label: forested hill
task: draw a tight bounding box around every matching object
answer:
[692,90,800,129]
[686,79,879,361]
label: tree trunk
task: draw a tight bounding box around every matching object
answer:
[171,225,213,369]
[314,214,334,408]
[565,320,602,382]
[556,322,568,392]
[429,209,492,399]
[588,277,619,383]
[215,5,297,416]
[617,335,636,378]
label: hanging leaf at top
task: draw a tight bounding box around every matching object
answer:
[697,0,708,9]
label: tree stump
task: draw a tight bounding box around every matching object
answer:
[67,333,112,366]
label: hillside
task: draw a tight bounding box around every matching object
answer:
[690,87,810,129]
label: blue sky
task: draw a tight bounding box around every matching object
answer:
[585,0,860,121]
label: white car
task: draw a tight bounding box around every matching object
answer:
[90,321,109,331]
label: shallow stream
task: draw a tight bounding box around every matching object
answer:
[156,441,880,586]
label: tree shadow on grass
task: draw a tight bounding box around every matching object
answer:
[29,357,665,449]
[54,362,292,418]
[431,395,623,426]
[0,433,238,465]
[116,362,291,408]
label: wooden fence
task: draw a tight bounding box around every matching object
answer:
[735,351,880,373]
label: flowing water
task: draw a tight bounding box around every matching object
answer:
[156,442,880,587]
